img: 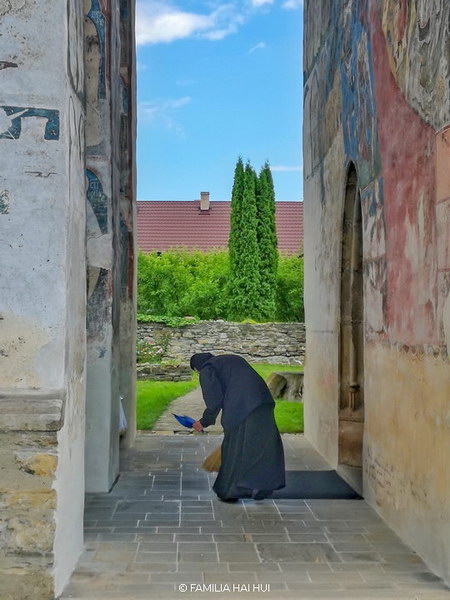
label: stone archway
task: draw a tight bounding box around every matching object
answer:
[338,163,364,487]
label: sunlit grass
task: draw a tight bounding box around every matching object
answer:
[275,400,304,433]
[136,374,198,430]
[136,362,304,432]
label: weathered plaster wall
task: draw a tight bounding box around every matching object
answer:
[84,0,119,494]
[0,0,86,597]
[303,133,345,465]
[304,0,450,583]
[84,0,137,492]
[118,0,138,451]
[0,0,136,596]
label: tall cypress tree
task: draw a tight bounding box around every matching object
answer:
[227,160,261,320]
[256,162,278,320]
[228,157,245,283]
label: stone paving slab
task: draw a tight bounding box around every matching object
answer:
[61,434,450,600]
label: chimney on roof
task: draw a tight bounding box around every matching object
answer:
[200,191,210,211]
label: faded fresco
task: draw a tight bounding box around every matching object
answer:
[304,0,450,585]
[0,1,136,598]
[0,106,60,140]
[84,0,136,495]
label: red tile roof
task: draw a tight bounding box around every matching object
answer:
[137,200,303,255]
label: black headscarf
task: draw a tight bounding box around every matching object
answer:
[190,352,214,371]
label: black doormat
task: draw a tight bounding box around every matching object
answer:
[271,470,362,500]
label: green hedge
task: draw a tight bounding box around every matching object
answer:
[138,249,303,322]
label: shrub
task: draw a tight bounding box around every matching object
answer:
[138,249,303,322]
[137,314,200,327]
[138,249,230,319]
[276,253,304,322]
[136,332,171,363]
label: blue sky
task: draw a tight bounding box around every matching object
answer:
[136,0,303,202]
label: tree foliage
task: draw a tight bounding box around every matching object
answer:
[275,253,304,322]
[227,160,262,320]
[256,162,278,319]
[138,249,303,322]
[138,157,303,323]
[138,249,229,319]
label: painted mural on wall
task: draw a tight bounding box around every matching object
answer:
[68,0,85,98]
[87,267,110,342]
[0,190,10,214]
[369,0,442,344]
[86,169,108,234]
[0,0,137,595]
[304,0,450,347]
[304,1,450,584]
[361,178,387,336]
[0,61,18,70]
[86,168,111,344]
[381,0,450,130]
[86,0,107,100]
[0,106,60,140]
[339,7,381,189]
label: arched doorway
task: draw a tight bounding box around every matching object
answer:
[338,164,364,489]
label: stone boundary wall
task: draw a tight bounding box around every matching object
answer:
[137,363,192,381]
[137,321,305,365]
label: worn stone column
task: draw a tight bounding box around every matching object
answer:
[118,0,138,449]
[0,1,86,597]
[84,0,136,490]
[84,0,119,492]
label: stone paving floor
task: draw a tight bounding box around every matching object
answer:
[61,434,450,600]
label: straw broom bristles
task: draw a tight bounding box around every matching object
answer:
[202,445,222,472]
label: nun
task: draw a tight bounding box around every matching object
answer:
[190,352,286,502]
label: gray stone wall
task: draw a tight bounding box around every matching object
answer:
[137,363,192,381]
[138,321,305,365]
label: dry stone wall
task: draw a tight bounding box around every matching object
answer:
[138,321,305,365]
[137,363,192,381]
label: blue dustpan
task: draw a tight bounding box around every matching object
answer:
[172,413,196,428]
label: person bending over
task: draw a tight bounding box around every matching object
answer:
[190,352,286,502]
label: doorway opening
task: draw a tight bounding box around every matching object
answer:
[338,163,365,492]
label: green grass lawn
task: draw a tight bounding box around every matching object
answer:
[136,362,304,432]
[275,400,304,433]
[137,375,198,430]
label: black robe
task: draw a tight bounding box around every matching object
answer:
[197,354,285,499]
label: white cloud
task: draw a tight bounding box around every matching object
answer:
[249,41,266,53]
[251,0,273,5]
[282,0,303,9]
[271,165,303,172]
[136,1,245,45]
[139,96,192,138]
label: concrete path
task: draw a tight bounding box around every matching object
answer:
[152,386,223,434]
[61,434,450,600]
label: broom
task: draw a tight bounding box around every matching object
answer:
[202,445,222,472]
